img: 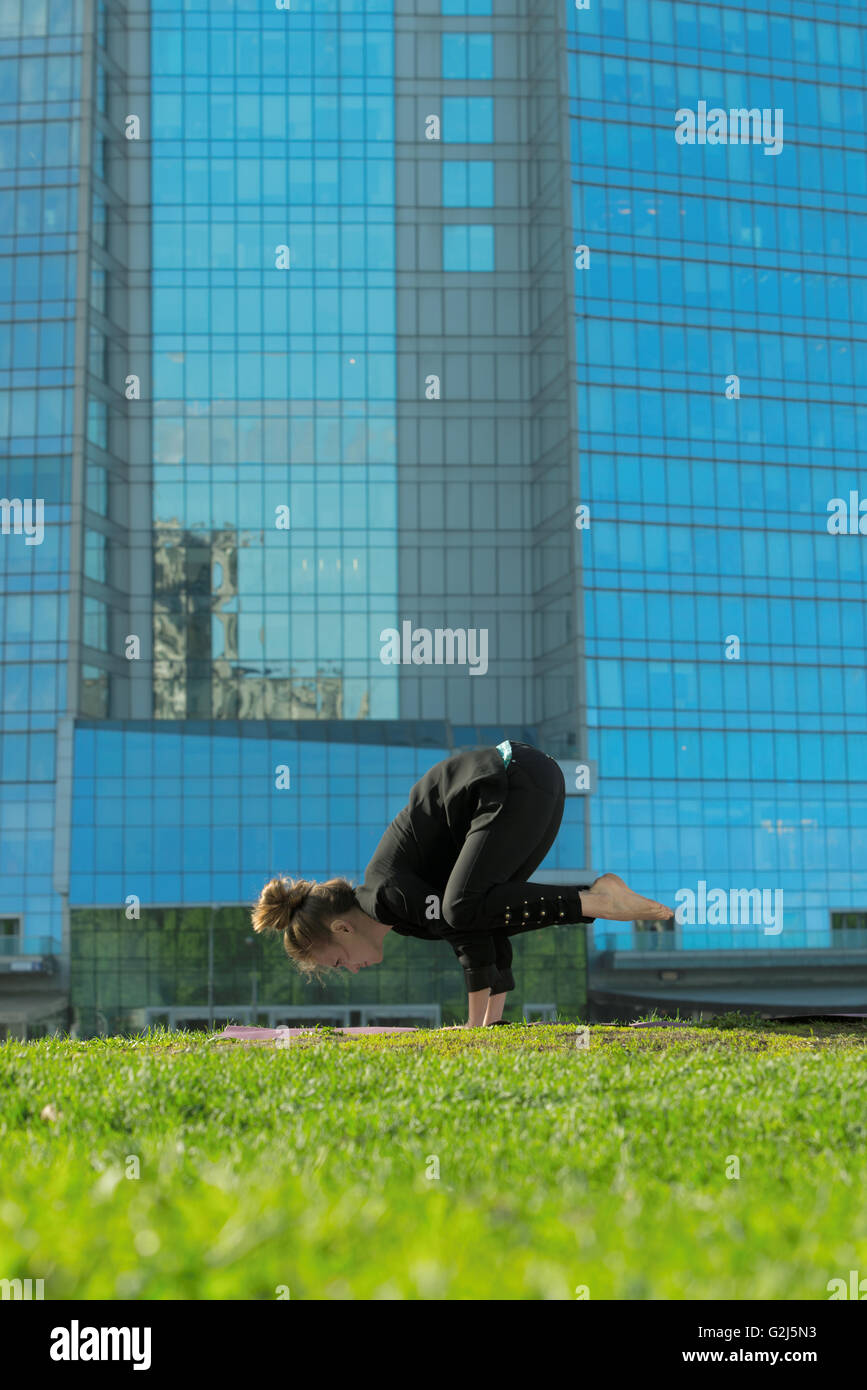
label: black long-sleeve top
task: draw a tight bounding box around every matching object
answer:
[354,746,593,993]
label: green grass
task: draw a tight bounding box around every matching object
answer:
[2,1017,866,1299]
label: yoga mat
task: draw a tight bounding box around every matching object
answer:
[212,1024,418,1043]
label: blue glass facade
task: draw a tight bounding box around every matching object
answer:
[569,0,867,952]
[150,0,400,721]
[0,0,81,960]
[1,0,864,1035]
[69,722,585,906]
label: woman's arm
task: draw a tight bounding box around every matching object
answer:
[442,991,506,1027]
[379,873,516,1020]
[483,991,506,1024]
[467,988,490,1026]
[441,989,489,1028]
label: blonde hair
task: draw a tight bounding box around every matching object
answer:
[251,876,359,984]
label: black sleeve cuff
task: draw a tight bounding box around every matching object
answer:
[461,963,500,992]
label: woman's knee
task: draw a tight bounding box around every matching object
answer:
[441,887,485,931]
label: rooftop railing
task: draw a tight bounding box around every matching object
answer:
[591,927,867,954]
[0,937,56,957]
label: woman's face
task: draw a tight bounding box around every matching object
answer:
[316,920,377,974]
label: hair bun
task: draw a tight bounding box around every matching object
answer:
[251,876,313,935]
[282,878,313,916]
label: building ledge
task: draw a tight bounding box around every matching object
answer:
[594,947,867,971]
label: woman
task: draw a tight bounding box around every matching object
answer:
[251,739,673,1027]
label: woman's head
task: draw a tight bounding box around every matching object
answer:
[251,875,368,983]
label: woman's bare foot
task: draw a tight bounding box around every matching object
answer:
[580,872,674,922]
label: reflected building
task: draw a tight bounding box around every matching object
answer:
[152,520,346,720]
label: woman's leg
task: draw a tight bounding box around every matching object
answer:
[441,743,589,936]
[482,754,566,1016]
[442,741,672,937]
[440,746,574,1016]
[506,747,568,881]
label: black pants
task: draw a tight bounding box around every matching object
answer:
[442,742,591,994]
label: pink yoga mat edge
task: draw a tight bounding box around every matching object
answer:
[213,1024,418,1040]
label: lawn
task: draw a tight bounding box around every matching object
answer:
[1,1015,866,1300]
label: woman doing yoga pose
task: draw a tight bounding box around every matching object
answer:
[252,740,673,1027]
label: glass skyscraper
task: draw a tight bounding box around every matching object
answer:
[1,0,864,1037]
